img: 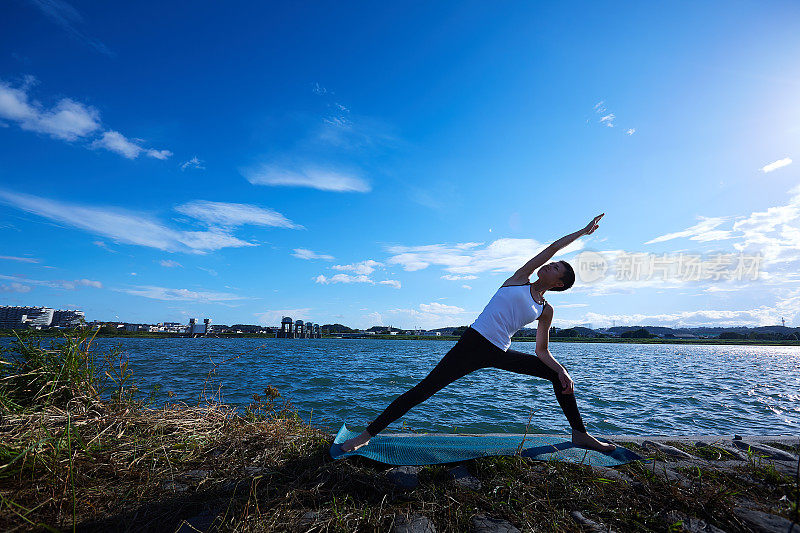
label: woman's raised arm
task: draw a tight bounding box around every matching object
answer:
[506,213,604,283]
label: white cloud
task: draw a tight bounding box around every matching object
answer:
[389,302,471,329]
[315,273,400,288]
[387,238,581,275]
[180,156,205,170]
[175,200,301,230]
[315,258,399,288]
[441,274,478,281]
[0,282,32,293]
[626,128,636,135]
[91,130,172,160]
[254,308,312,325]
[159,259,182,268]
[332,259,382,275]
[760,158,792,173]
[292,248,335,261]
[0,273,101,290]
[462,284,472,290]
[582,307,784,328]
[0,80,100,140]
[244,165,371,193]
[0,255,40,263]
[600,113,615,127]
[0,78,171,159]
[0,190,263,254]
[315,273,371,284]
[644,216,735,244]
[117,285,246,302]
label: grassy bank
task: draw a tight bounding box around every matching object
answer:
[1,331,798,532]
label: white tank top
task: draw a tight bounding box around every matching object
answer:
[470,284,546,351]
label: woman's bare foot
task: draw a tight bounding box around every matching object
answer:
[340,430,372,452]
[572,429,617,454]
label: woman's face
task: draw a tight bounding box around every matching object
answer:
[538,261,564,289]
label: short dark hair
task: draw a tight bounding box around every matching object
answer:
[550,260,575,292]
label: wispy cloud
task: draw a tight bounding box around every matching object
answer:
[159,260,182,268]
[0,273,102,290]
[255,308,313,325]
[332,260,382,275]
[315,259,400,288]
[243,165,370,193]
[592,100,636,134]
[0,282,32,293]
[292,248,334,261]
[24,0,112,56]
[387,238,582,275]
[175,200,301,229]
[180,156,205,171]
[441,274,477,281]
[314,273,401,289]
[117,285,246,302]
[581,307,781,328]
[760,157,792,173]
[644,216,735,244]
[0,190,300,254]
[389,302,471,329]
[0,77,170,158]
[91,130,172,160]
[0,255,40,263]
[0,79,100,140]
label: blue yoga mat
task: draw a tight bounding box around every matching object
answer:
[330,423,644,467]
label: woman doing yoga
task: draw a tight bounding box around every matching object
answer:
[340,213,615,454]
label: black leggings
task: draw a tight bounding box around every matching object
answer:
[366,327,587,436]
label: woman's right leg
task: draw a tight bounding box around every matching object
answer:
[340,328,493,452]
[364,337,482,436]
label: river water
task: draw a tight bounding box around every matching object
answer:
[7,337,800,436]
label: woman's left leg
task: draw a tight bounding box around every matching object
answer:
[489,349,615,452]
[489,348,587,433]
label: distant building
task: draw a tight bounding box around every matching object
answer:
[0,306,55,329]
[52,309,85,328]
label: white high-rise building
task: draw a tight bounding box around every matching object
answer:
[0,306,54,328]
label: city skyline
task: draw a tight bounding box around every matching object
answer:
[2,2,800,329]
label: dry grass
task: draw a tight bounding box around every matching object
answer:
[1,330,798,532]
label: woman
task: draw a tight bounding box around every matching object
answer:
[340,213,615,454]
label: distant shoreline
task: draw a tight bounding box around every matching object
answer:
[2,330,798,346]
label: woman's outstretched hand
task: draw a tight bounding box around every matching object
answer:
[582,213,604,236]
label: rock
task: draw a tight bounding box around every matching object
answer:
[386,466,421,489]
[570,511,616,533]
[732,440,799,462]
[590,465,635,484]
[472,514,520,533]
[392,513,436,533]
[182,469,210,480]
[713,444,748,461]
[733,506,798,533]
[449,465,482,491]
[643,440,695,459]
[162,480,189,492]
[649,462,688,487]
[176,509,217,533]
[299,511,318,526]
[665,510,728,533]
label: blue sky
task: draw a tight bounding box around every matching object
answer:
[1,1,800,329]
